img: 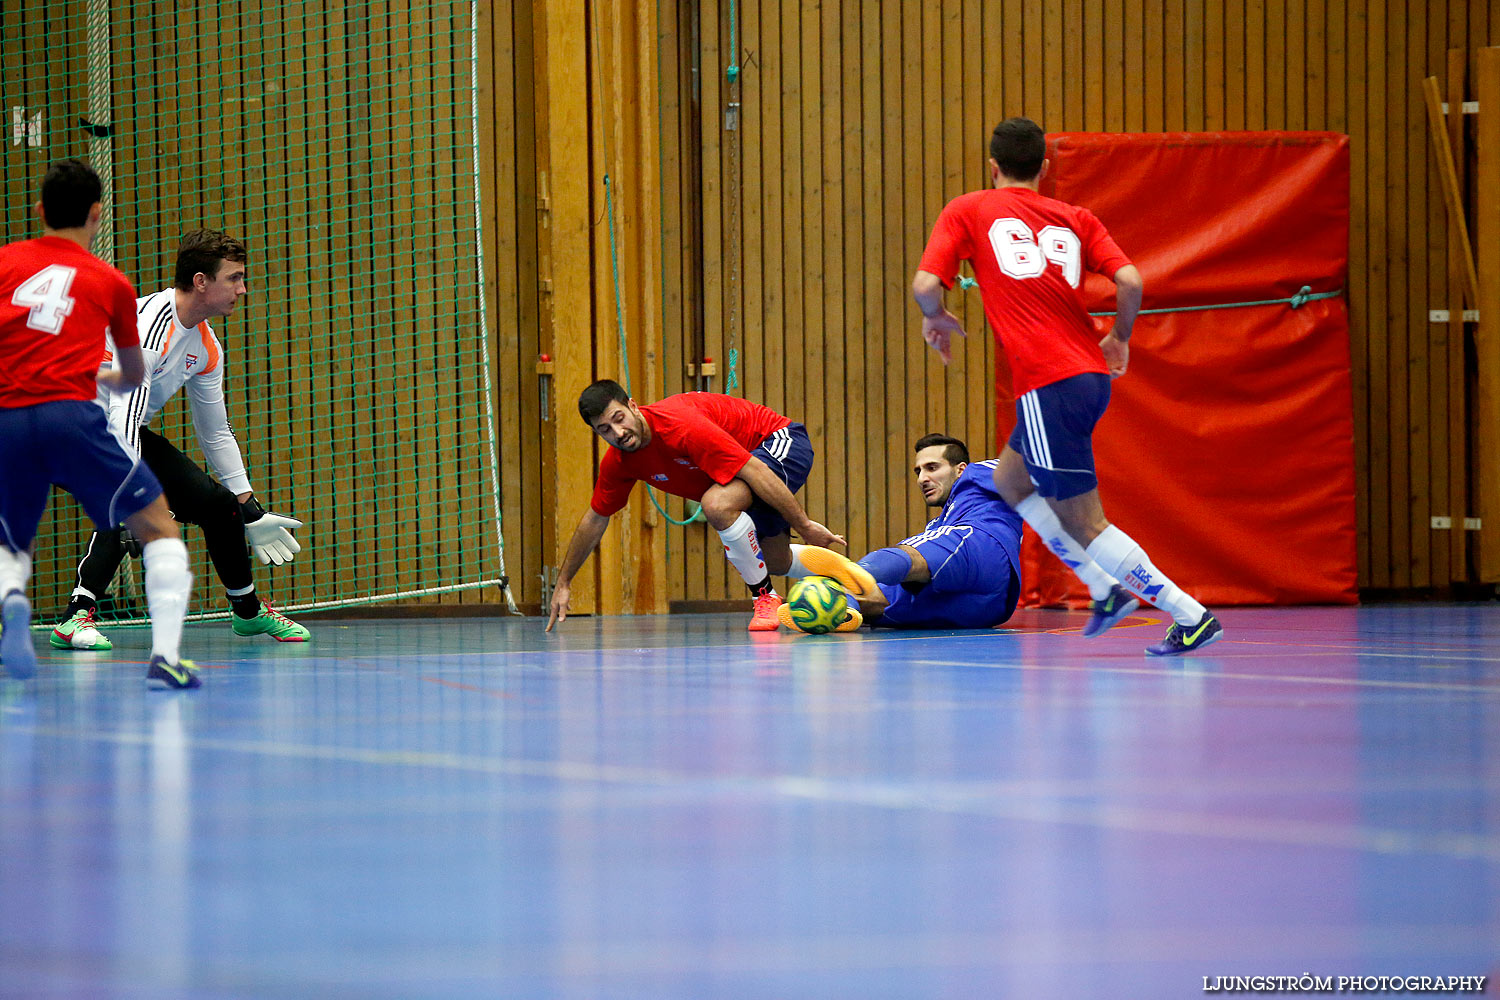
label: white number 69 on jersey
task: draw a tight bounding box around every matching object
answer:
[987,219,1082,288]
[11,264,78,335]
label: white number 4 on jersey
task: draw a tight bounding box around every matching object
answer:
[11,264,78,335]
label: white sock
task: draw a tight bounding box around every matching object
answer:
[0,547,31,598]
[785,545,815,579]
[142,538,192,663]
[716,513,769,587]
[1085,525,1206,626]
[1014,494,1117,601]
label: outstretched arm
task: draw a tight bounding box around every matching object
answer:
[547,508,612,630]
[735,457,845,549]
[912,269,968,365]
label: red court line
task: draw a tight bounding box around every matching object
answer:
[420,676,515,699]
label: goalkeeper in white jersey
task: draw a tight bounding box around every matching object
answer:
[50,230,309,649]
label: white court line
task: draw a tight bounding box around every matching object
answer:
[912,658,1500,694]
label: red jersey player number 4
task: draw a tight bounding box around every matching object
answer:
[0,235,139,408]
[917,185,1132,396]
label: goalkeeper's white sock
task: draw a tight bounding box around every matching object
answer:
[143,538,192,664]
[1014,494,1117,601]
[717,513,770,588]
[1085,525,1206,626]
[0,546,31,598]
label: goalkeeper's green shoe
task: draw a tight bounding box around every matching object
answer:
[231,604,310,642]
[51,608,113,650]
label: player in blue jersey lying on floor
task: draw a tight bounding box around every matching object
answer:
[784,433,1023,631]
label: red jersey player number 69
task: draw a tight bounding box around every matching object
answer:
[988,219,1083,288]
[10,264,79,335]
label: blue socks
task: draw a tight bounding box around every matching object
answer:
[858,547,912,586]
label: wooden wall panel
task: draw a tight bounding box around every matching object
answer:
[656,0,1499,603]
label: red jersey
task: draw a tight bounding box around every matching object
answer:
[0,236,139,408]
[919,186,1132,396]
[590,393,792,516]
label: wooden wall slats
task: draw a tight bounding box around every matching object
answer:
[1144,0,1166,132]
[1307,0,1326,129]
[1206,0,1226,128]
[1385,0,1413,589]
[1424,8,1451,585]
[878,1,902,547]
[1476,47,1500,581]
[1347,0,1374,586]
[1128,1,1146,132]
[1182,0,1203,128]
[1105,0,1125,129]
[1271,0,1291,128]
[1065,0,1086,131]
[815,0,840,541]
[1248,0,1266,130]
[703,0,728,601]
[1084,0,1105,130]
[859,0,887,557]
[1227,0,1247,130]
[1447,48,1470,584]
[842,0,868,556]
[1405,0,1430,588]
[657,0,686,593]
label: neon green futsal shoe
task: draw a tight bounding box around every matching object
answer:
[231,604,310,642]
[50,608,113,650]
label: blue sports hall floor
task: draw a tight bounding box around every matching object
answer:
[1,605,1498,999]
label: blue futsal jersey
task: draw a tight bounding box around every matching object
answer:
[922,459,1023,544]
[877,460,1024,630]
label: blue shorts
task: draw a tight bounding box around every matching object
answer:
[747,422,814,538]
[0,399,163,551]
[874,524,1021,630]
[1007,372,1112,500]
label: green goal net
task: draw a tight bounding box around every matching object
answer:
[2,0,515,623]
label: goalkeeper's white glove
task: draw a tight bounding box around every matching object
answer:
[240,497,304,566]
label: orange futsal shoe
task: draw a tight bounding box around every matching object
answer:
[749,591,785,631]
[794,546,880,602]
[777,603,865,634]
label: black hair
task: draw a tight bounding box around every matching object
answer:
[913,433,969,468]
[578,379,630,424]
[40,159,103,229]
[988,117,1046,182]
[174,229,248,290]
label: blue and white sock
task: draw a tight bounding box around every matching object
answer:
[1085,525,1205,626]
[1014,494,1117,601]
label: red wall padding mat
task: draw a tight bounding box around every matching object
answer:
[1003,131,1355,607]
